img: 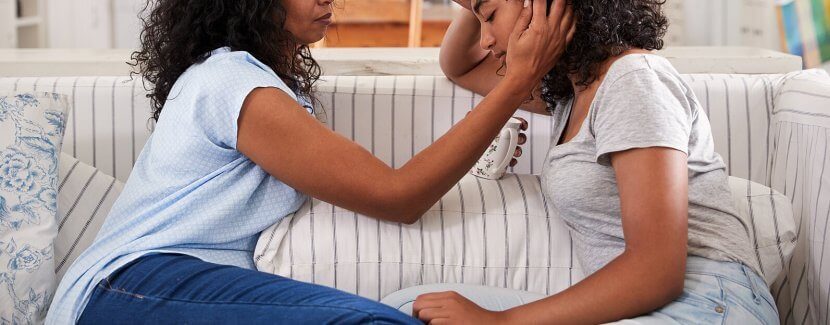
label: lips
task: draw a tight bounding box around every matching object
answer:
[315,13,333,25]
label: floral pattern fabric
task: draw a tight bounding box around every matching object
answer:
[0,93,68,324]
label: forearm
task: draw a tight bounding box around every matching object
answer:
[504,251,686,324]
[440,10,490,80]
[440,10,549,115]
[393,77,531,220]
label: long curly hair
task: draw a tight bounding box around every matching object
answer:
[130,0,321,122]
[541,0,668,108]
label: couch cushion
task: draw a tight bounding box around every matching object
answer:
[727,176,795,286]
[255,174,578,301]
[55,153,123,280]
[0,92,68,324]
[765,69,830,325]
[254,174,793,301]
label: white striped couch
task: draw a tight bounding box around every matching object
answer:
[1,69,829,324]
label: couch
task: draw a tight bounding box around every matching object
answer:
[1,66,829,324]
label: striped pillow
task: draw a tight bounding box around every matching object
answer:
[254,174,796,301]
[727,176,795,286]
[255,174,579,301]
[55,153,123,280]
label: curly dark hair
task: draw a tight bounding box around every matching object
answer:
[130,0,321,122]
[541,0,668,108]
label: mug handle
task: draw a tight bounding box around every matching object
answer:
[490,126,519,175]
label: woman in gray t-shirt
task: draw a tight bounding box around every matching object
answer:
[414,0,779,324]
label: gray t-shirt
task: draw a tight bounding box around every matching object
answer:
[541,54,762,276]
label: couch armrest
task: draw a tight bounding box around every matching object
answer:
[767,69,830,325]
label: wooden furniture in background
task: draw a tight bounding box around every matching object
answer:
[322,0,453,48]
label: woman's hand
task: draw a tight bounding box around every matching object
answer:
[467,112,528,167]
[413,291,507,324]
[505,0,576,90]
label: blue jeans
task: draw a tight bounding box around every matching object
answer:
[382,257,779,324]
[78,254,419,324]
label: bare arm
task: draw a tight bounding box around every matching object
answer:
[413,147,690,323]
[237,0,570,225]
[237,81,528,225]
[440,7,550,115]
[500,147,689,323]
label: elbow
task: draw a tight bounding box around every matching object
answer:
[661,277,685,304]
[439,62,462,84]
[653,262,687,306]
[438,48,464,83]
[389,197,430,225]
[627,249,686,306]
[373,184,429,225]
[397,212,423,225]
[378,205,425,225]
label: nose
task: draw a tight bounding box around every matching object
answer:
[479,26,496,51]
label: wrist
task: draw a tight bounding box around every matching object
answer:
[501,74,535,99]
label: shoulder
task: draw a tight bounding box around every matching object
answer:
[590,54,698,130]
[179,47,297,101]
[604,54,695,101]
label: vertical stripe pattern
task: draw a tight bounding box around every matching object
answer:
[2,70,828,323]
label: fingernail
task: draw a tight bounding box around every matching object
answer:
[524,0,530,7]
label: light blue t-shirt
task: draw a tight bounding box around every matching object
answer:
[46,48,312,324]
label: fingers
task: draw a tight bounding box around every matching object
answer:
[558,2,574,33]
[510,158,518,167]
[518,133,527,145]
[514,146,522,158]
[412,298,447,318]
[548,0,567,26]
[417,306,450,322]
[510,0,533,38]
[566,17,577,43]
[532,0,546,27]
[515,117,529,130]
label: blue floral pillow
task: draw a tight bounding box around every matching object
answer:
[0,93,68,324]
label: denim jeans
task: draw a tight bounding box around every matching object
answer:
[78,254,420,324]
[381,256,779,324]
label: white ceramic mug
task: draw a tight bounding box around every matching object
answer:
[470,117,522,180]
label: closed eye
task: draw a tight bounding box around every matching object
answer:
[486,11,495,22]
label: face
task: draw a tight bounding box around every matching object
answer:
[471,0,525,63]
[282,0,333,44]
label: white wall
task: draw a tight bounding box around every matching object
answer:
[112,0,143,48]
[45,0,141,48]
[47,0,112,48]
[668,0,781,50]
[45,0,786,51]
[0,0,16,48]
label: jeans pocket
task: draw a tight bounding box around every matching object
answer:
[658,273,727,324]
[720,278,779,325]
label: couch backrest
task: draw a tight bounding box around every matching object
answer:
[0,77,152,182]
[0,74,781,186]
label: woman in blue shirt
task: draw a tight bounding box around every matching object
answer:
[46,0,574,323]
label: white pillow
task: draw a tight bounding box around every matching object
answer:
[0,93,69,324]
[254,174,795,301]
[55,153,123,281]
[727,176,795,286]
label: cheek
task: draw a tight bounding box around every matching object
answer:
[493,20,513,45]
[494,8,522,47]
